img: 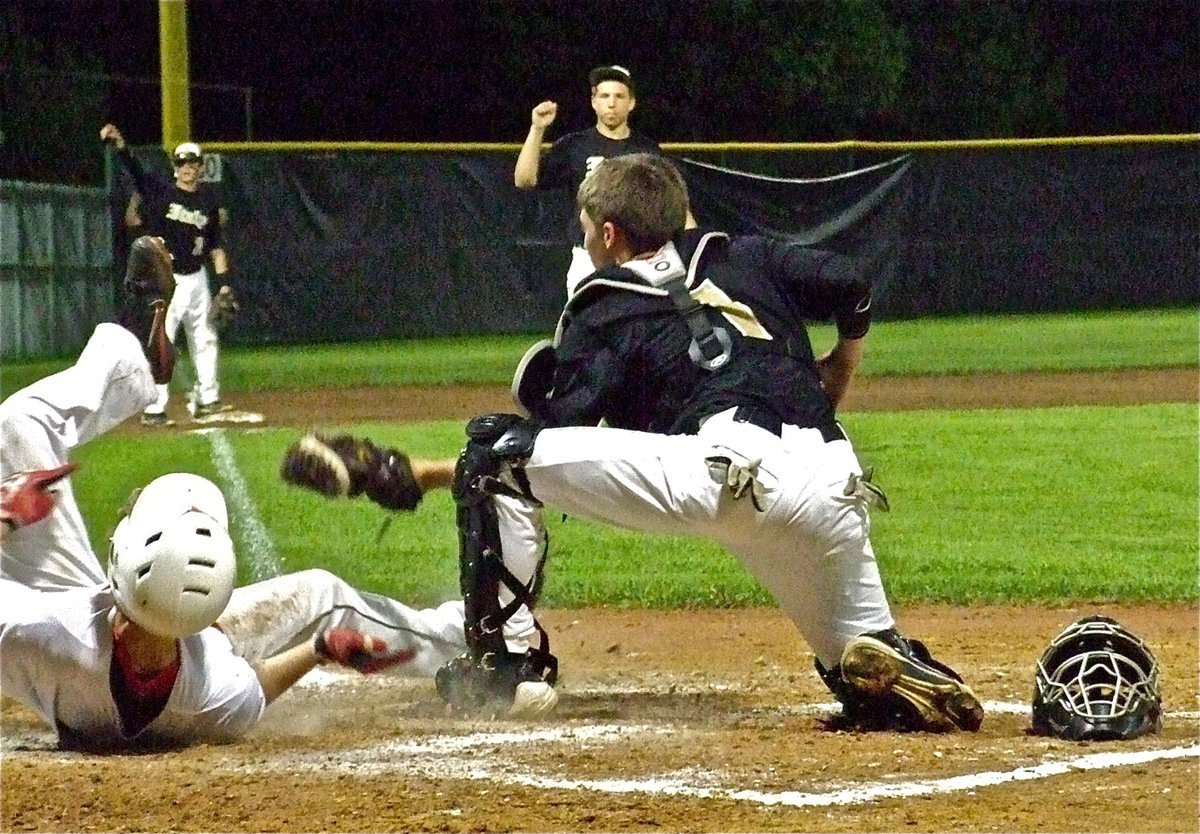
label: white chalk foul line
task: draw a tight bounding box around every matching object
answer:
[248,715,1199,810]
[561,687,1200,721]
[721,745,1200,808]
[444,744,1200,808]
[202,428,282,580]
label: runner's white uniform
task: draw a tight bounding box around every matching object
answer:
[0,324,465,747]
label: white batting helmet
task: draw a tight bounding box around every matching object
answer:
[108,473,237,638]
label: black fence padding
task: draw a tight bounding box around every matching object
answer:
[121,144,1198,345]
[218,152,570,342]
[897,145,1200,318]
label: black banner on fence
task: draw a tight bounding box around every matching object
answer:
[676,153,912,319]
[120,143,1198,345]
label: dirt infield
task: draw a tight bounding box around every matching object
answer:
[2,606,1196,832]
[3,369,1197,832]
[135,367,1197,429]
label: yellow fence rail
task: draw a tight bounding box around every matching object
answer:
[195,133,1200,155]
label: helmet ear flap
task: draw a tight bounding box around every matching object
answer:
[1032,616,1162,741]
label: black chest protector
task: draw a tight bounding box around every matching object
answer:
[558,233,736,372]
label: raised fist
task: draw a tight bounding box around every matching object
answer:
[531,101,558,129]
[100,123,126,149]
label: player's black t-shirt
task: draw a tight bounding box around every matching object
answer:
[537,128,663,244]
[534,229,872,437]
[117,149,223,275]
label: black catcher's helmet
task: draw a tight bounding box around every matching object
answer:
[1032,615,1162,741]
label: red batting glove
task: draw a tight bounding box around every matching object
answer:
[0,462,78,531]
[314,628,417,674]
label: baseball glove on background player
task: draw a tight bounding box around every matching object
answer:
[209,285,240,332]
[280,433,424,511]
[122,235,177,384]
[126,235,174,298]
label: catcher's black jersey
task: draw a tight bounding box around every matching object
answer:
[117,149,223,275]
[533,229,872,436]
[537,128,663,243]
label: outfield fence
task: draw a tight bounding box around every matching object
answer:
[2,135,1196,359]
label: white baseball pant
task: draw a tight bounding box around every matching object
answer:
[492,408,896,669]
[0,323,156,591]
[146,265,221,414]
[216,570,466,677]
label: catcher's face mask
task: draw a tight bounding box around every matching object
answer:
[1031,615,1162,741]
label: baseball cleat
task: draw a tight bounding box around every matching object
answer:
[435,649,559,719]
[191,400,235,419]
[140,412,175,428]
[840,632,984,732]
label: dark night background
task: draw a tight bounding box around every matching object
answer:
[2,0,1197,184]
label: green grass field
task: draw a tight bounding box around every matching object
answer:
[6,308,1198,607]
[3,307,1196,394]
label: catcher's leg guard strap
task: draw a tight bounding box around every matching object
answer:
[458,414,540,502]
[454,414,543,658]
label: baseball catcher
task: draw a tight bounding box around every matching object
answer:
[268,154,984,730]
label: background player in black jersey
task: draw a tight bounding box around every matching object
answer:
[514,65,683,296]
[100,123,234,425]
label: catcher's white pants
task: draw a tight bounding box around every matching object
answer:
[0,324,156,591]
[494,408,895,669]
[216,570,466,677]
[146,266,221,414]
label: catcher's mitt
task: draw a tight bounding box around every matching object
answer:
[209,284,240,331]
[280,433,424,511]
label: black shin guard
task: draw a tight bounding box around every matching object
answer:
[438,414,557,713]
[454,415,529,658]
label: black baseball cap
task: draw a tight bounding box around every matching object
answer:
[588,65,635,94]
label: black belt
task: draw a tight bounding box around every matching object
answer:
[731,405,846,444]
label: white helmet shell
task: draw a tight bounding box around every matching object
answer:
[108,474,236,638]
